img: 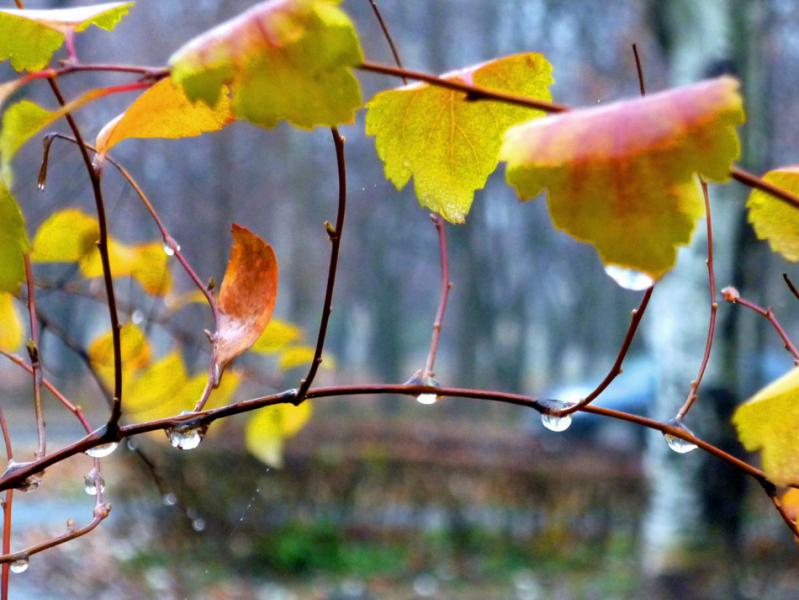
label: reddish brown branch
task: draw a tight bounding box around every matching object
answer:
[0,410,12,600]
[423,215,452,379]
[296,128,347,400]
[677,181,719,419]
[783,273,799,301]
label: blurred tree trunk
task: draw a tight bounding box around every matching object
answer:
[641,0,751,594]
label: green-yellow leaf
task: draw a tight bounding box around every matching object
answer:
[746,167,799,261]
[96,78,233,154]
[0,292,23,352]
[366,53,553,223]
[0,2,134,71]
[1,87,129,179]
[0,182,28,293]
[88,323,150,390]
[168,0,363,129]
[245,401,311,467]
[124,350,187,415]
[500,76,745,281]
[251,319,303,354]
[733,366,799,486]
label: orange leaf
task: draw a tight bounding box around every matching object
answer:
[213,224,278,372]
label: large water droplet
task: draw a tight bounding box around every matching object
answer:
[541,412,572,432]
[162,492,178,506]
[416,393,438,405]
[163,242,180,257]
[10,558,28,574]
[169,428,202,451]
[85,442,118,458]
[604,266,654,291]
[663,418,698,454]
[84,471,105,496]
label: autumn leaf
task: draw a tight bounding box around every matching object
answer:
[96,78,233,154]
[0,2,134,71]
[501,76,744,281]
[0,182,28,293]
[168,0,363,129]
[123,351,187,416]
[366,53,553,223]
[746,167,799,261]
[245,401,311,467]
[251,319,304,354]
[88,323,151,390]
[733,367,799,487]
[80,240,172,295]
[0,293,23,352]
[213,225,278,373]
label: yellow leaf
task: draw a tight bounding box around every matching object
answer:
[124,351,187,415]
[96,78,233,154]
[277,345,335,371]
[213,224,278,372]
[31,208,98,263]
[733,367,799,486]
[365,53,553,223]
[746,167,799,261]
[251,319,304,354]
[245,401,311,467]
[88,323,150,390]
[127,370,241,426]
[168,0,363,129]
[500,76,745,281]
[0,292,23,352]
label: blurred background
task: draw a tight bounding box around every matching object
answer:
[2,0,799,597]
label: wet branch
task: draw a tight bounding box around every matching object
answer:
[22,257,45,460]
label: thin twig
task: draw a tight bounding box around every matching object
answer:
[45,80,123,432]
[296,128,347,400]
[632,43,646,96]
[557,287,653,416]
[677,181,718,419]
[730,166,799,210]
[23,256,45,459]
[783,273,799,301]
[722,289,799,363]
[367,0,407,81]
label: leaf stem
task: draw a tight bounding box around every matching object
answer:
[423,215,452,379]
[296,128,347,400]
[677,181,718,420]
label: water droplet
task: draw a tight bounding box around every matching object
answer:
[663,418,698,454]
[191,517,206,532]
[131,309,144,325]
[163,243,178,257]
[83,472,105,496]
[416,393,438,405]
[604,265,654,291]
[169,428,202,451]
[17,475,41,493]
[541,412,572,432]
[10,558,28,574]
[85,442,118,458]
[125,439,137,452]
[36,181,46,192]
[162,492,177,506]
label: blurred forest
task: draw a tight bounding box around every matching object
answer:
[3,0,799,598]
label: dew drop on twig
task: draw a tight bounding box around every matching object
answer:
[663,418,698,454]
[85,442,118,458]
[169,428,202,451]
[10,558,28,574]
